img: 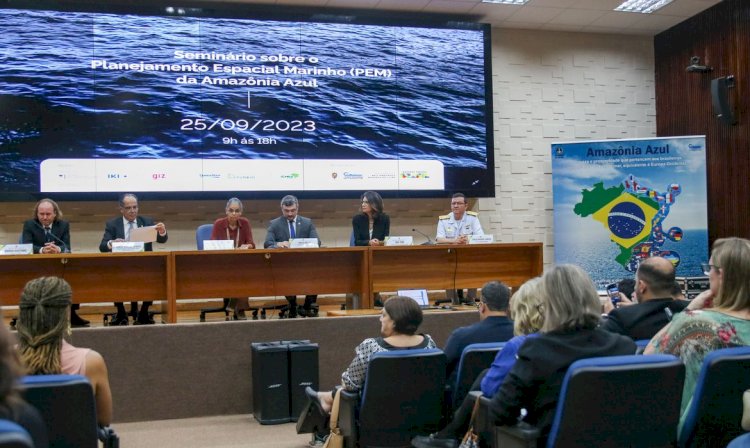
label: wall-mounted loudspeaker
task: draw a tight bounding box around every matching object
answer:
[711,76,737,125]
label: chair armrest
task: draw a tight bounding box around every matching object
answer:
[494,423,540,448]
[98,426,119,448]
[338,389,359,446]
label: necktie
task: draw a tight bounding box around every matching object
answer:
[289,220,296,239]
[127,221,135,241]
[44,227,51,242]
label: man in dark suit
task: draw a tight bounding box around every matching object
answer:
[22,198,89,327]
[443,281,514,384]
[264,195,320,318]
[601,256,688,340]
[99,193,168,325]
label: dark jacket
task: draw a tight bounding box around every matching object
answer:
[443,315,514,382]
[22,219,71,253]
[488,328,635,445]
[352,213,390,246]
[601,298,689,340]
[99,215,168,252]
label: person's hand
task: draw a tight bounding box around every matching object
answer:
[42,242,61,254]
[456,235,469,244]
[369,238,381,246]
[617,292,635,307]
[155,222,167,235]
[277,241,290,248]
[688,289,714,310]
[239,244,253,250]
[602,297,614,314]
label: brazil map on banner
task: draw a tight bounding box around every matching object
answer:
[551,136,708,289]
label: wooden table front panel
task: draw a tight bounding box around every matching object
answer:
[173,247,369,299]
[455,243,544,289]
[0,252,170,305]
[370,246,458,292]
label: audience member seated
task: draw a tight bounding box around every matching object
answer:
[412,277,544,448]
[601,256,688,340]
[16,277,113,427]
[419,265,634,448]
[443,281,514,385]
[645,237,750,434]
[210,197,255,320]
[305,296,436,415]
[0,312,47,448]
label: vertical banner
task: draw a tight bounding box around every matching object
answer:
[551,136,708,288]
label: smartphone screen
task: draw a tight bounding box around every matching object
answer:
[606,284,620,306]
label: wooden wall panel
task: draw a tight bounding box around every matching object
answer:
[655,0,750,243]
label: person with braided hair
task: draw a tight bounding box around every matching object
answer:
[0,311,48,447]
[16,277,113,426]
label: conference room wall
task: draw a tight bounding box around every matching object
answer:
[0,29,656,267]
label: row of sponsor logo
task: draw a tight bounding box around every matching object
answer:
[41,158,443,192]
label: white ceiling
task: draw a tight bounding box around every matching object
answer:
[200,0,721,35]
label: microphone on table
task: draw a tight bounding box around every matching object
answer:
[36,222,70,253]
[412,228,435,246]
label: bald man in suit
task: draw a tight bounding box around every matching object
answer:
[99,193,168,325]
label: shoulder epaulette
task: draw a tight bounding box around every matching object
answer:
[439,214,451,220]
[467,211,479,217]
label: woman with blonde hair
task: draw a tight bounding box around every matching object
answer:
[646,237,750,433]
[17,277,113,426]
[413,277,546,448]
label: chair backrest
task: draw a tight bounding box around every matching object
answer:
[349,230,355,247]
[452,342,504,409]
[678,346,750,448]
[547,354,685,448]
[0,420,33,448]
[195,224,213,250]
[358,348,446,447]
[20,374,99,448]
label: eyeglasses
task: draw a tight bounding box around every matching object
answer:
[701,262,719,276]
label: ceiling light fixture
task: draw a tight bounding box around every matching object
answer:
[615,0,674,14]
[481,0,530,5]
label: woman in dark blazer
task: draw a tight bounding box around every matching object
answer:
[352,191,390,246]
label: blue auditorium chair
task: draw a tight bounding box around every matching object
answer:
[0,420,34,448]
[20,374,118,448]
[727,432,750,448]
[678,346,750,448]
[449,342,504,411]
[338,348,447,447]
[475,354,685,448]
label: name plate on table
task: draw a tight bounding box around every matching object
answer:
[112,242,145,253]
[0,244,33,255]
[469,235,495,244]
[290,238,319,248]
[203,240,234,250]
[385,236,413,246]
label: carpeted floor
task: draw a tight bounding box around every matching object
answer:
[115,414,313,448]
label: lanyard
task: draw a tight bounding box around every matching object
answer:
[226,225,240,248]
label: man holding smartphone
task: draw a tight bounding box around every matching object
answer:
[600,256,688,340]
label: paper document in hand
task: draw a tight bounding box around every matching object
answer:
[129,225,158,243]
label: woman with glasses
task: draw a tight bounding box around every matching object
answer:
[210,197,255,319]
[646,237,750,433]
[352,191,390,247]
